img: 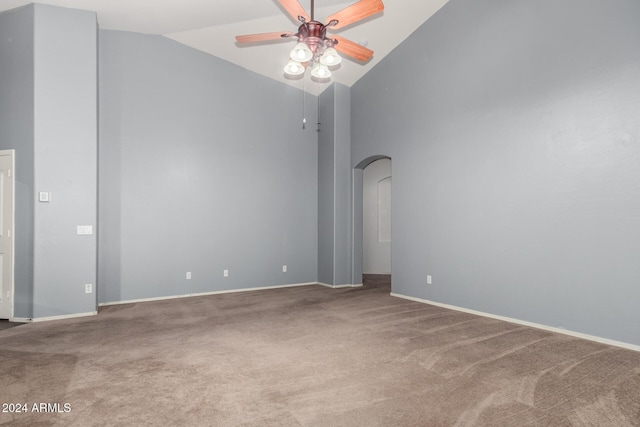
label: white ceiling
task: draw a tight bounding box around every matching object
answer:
[0,0,449,94]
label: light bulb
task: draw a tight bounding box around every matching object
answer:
[320,47,342,66]
[290,42,313,63]
[311,63,331,79]
[284,60,305,76]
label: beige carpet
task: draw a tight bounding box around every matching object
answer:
[1,275,639,426]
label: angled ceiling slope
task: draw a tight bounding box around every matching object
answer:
[0,0,449,94]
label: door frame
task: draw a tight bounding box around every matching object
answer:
[0,149,15,320]
[352,154,391,287]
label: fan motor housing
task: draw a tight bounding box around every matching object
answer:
[297,21,328,55]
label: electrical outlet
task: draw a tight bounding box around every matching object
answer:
[282,265,287,273]
[186,272,191,280]
[427,275,432,285]
[85,284,92,294]
[223,269,229,277]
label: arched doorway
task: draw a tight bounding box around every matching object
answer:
[353,155,392,292]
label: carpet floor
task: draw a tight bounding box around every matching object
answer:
[1,275,639,426]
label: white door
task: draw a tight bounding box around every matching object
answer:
[0,150,14,319]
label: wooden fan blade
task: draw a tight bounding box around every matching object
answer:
[235,31,294,44]
[326,0,384,30]
[277,0,310,23]
[332,35,374,62]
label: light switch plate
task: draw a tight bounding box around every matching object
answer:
[39,192,50,202]
[77,225,93,235]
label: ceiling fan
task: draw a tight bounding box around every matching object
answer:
[235,0,384,80]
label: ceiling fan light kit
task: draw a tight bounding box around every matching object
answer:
[319,47,342,66]
[236,0,384,82]
[284,59,306,76]
[311,63,331,79]
[291,42,313,62]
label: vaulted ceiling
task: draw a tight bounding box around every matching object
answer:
[0,0,449,94]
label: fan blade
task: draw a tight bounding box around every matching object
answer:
[326,0,384,30]
[277,0,310,23]
[235,31,294,44]
[332,35,374,62]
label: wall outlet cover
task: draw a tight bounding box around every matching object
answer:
[38,192,51,202]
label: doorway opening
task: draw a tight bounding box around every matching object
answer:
[353,155,391,293]
[0,149,15,320]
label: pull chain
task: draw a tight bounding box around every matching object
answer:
[317,88,321,132]
[302,75,306,129]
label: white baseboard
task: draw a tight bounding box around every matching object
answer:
[14,311,98,323]
[317,282,363,289]
[391,293,640,353]
[99,282,318,307]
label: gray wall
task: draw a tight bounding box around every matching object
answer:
[333,84,352,286]
[0,5,34,318]
[32,4,98,317]
[317,83,355,286]
[351,0,640,345]
[98,30,318,303]
[0,4,97,319]
[317,87,335,284]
